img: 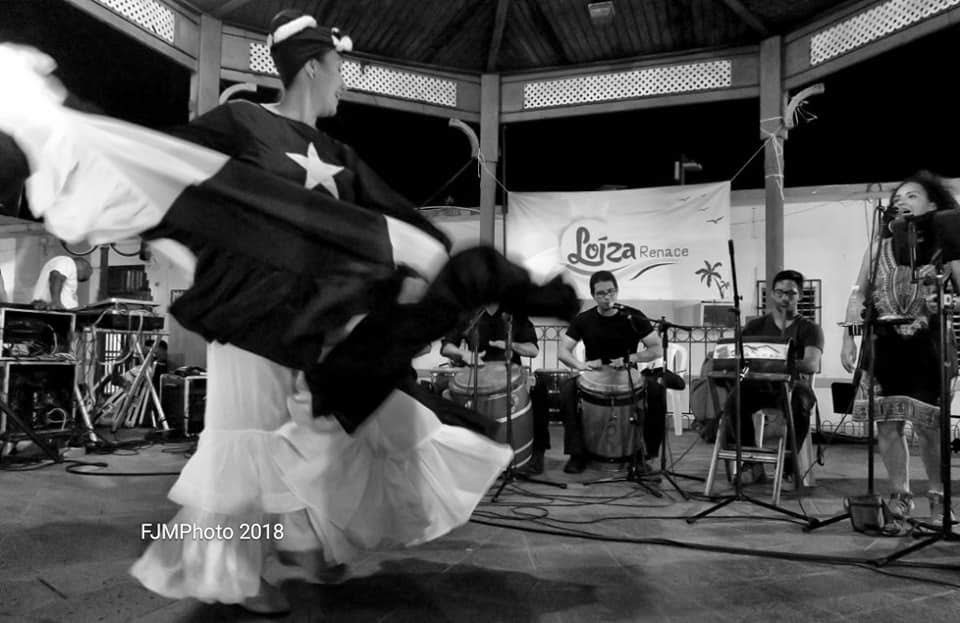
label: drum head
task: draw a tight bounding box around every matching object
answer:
[578,367,643,397]
[451,364,525,395]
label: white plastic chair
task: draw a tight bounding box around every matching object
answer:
[665,343,688,436]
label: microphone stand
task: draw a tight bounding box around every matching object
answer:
[688,240,812,525]
[492,312,567,501]
[806,203,887,533]
[582,306,663,497]
[875,215,960,563]
[647,316,704,500]
[581,358,663,497]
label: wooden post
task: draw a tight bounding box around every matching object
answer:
[760,36,784,303]
[191,14,223,119]
[479,74,500,246]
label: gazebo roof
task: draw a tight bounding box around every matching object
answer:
[183,0,851,73]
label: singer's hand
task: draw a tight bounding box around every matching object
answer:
[840,336,858,374]
[488,340,506,350]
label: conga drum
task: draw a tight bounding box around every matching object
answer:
[577,367,644,463]
[447,364,533,467]
[534,368,576,422]
[427,367,459,396]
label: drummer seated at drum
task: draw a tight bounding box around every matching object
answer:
[726,269,824,485]
[440,302,543,467]
[557,270,666,474]
[440,303,540,368]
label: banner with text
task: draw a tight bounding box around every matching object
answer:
[508,182,731,300]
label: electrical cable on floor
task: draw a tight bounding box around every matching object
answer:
[64,459,180,477]
[468,517,960,583]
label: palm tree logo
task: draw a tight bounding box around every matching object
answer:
[696,260,729,299]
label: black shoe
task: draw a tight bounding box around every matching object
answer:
[563,455,588,474]
[522,451,545,475]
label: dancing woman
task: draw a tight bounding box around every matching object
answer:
[0,12,577,615]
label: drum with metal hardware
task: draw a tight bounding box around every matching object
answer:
[426,366,459,396]
[534,368,576,422]
[447,364,533,468]
[577,367,644,463]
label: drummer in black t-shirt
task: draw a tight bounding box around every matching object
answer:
[440,303,539,367]
[557,270,665,474]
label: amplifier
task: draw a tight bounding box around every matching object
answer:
[0,361,76,435]
[159,374,206,435]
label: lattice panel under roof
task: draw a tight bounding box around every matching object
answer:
[248,43,457,108]
[95,0,176,43]
[522,60,732,109]
[810,0,960,65]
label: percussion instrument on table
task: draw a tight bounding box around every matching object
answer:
[534,368,577,422]
[446,364,533,468]
[577,367,645,463]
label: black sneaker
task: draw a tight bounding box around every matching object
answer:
[563,455,588,474]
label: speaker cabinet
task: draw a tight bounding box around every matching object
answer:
[159,374,206,436]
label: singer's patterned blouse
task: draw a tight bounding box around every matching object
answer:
[872,238,935,336]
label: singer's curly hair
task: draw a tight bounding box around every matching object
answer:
[881,170,959,238]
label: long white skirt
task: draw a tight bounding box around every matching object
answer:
[130,342,512,604]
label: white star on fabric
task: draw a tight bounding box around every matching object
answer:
[286,143,344,198]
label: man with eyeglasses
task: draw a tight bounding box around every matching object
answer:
[555,270,665,474]
[728,269,824,485]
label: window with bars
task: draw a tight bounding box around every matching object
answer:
[755,279,822,325]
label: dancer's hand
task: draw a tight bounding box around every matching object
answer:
[840,335,858,373]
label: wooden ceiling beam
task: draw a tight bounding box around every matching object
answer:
[486,0,511,71]
[716,0,768,36]
[422,1,486,65]
[527,0,570,65]
[211,0,257,19]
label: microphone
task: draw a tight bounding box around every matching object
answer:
[613,303,641,317]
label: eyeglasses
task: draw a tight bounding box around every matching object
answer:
[773,289,799,298]
[594,288,617,298]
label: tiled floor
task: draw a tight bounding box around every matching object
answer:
[1,424,959,622]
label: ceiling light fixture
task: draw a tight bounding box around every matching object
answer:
[587,1,615,26]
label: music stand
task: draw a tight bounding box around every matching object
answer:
[491,312,567,502]
[873,210,960,561]
[688,240,812,525]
